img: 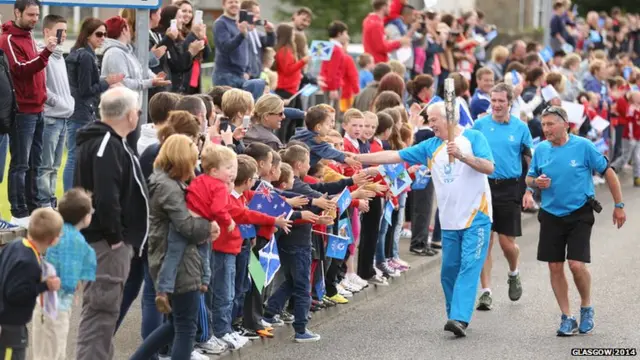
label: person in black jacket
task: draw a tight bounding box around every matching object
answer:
[64,17,124,193]
[0,48,16,191]
[0,208,62,360]
[263,144,351,343]
[73,87,149,360]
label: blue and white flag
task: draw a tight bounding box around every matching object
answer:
[539,46,553,63]
[326,234,349,259]
[309,40,335,61]
[380,163,405,181]
[239,224,256,239]
[258,236,280,286]
[594,138,608,154]
[457,99,474,128]
[336,188,352,217]
[315,264,326,299]
[411,166,431,190]
[383,201,394,225]
[428,95,443,104]
[300,84,319,97]
[248,182,293,219]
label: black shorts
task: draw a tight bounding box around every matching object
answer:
[537,204,595,263]
[489,178,522,237]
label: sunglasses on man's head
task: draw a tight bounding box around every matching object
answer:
[541,107,568,122]
[94,31,106,38]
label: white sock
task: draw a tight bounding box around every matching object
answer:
[509,269,519,276]
[481,288,491,295]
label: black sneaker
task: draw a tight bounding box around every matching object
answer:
[410,246,426,255]
[237,327,260,340]
[280,311,294,324]
[430,241,442,249]
[444,320,467,337]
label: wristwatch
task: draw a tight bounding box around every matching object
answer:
[615,202,625,209]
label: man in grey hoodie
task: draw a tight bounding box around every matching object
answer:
[37,15,74,208]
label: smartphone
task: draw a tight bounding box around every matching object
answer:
[254,19,265,26]
[242,115,251,129]
[194,10,203,25]
[170,19,178,31]
[239,10,254,25]
[56,29,63,45]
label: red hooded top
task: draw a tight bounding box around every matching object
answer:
[213,190,276,255]
[0,21,51,113]
[362,13,401,64]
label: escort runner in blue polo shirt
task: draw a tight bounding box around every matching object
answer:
[472,83,534,311]
[526,106,626,337]
[354,102,495,338]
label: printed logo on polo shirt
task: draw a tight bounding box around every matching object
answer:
[508,135,515,142]
[443,163,454,184]
[570,160,578,167]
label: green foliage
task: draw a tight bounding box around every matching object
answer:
[572,0,640,15]
[275,0,371,41]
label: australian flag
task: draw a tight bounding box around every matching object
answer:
[248,182,293,219]
[258,236,280,286]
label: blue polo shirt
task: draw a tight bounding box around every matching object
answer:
[470,90,491,120]
[527,135,609,217]
[473,114,533,179]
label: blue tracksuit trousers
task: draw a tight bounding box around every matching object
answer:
[440,214,491,324]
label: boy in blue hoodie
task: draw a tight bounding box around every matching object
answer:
[290,106,362,168]
[31,188,96,360]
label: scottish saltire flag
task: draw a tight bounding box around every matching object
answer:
[594,138,608,154]
[411,166,431,190]
[239,224,256,239]
[428,95,443,104]
[383,201,394,224]
[258,236,280,286]
[457,99,474,128]
[309,40,334,61]
[381,163,405,181]
[336,188,352,217]
[248,182,293,219]
[388,170,412,196]
[326,234,350,259]
[300,84,319,97]
[539,46,553,63]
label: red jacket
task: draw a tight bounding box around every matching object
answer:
[341,55,360,100]
[320,41,345,92]
[630,108,640,140]
[275,46,307,94]
[0,21,51,113]
[186,175,233,231]
[213,190,276,255]
[362,13,402,64]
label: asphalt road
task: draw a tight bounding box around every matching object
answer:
[39,181,640,360]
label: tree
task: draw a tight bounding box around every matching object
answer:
[572,0,640,15]
[275,0,371,41]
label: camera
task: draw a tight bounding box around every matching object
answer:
[239,10,254,25]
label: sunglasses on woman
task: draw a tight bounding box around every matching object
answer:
[94,31,106,38]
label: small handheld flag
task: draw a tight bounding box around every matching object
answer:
[309,40,335,61]
[248,182,293,219]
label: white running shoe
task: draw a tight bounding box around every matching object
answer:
[221,333,243,350]
[190,350,208,360]
[232,332,249,346]
[348,273,369,288]
[336,284,353,298]
[9,216,30,228]
[196,336,228,354]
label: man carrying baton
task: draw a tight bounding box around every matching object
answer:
[353,91,495,337]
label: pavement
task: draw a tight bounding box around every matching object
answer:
[23,178,640,359]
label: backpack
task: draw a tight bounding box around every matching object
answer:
[0,49,17,134]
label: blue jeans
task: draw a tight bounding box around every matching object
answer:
[232,239,251,322]
[8,113,44,218]
[157,225,211,293]
[210,250,236,338]
[116,249,163,342]
[63,114,93,192]
[212,71,245,89]
[441,214,491,324]
[391,193,407,258]
[129,290,200,360]
[36,117,66,208]
[0,134,7,184]
[265,244,312,334]
[376,203,391,263]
